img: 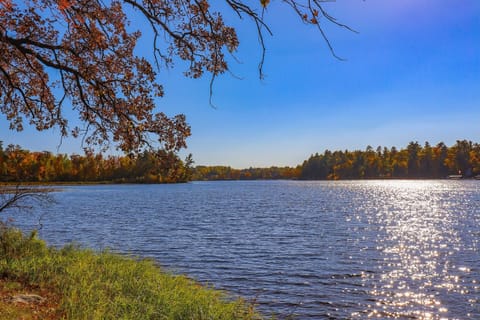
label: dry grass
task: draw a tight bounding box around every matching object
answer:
[0,279,63,319]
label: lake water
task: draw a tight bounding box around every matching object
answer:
[10,180,480,319]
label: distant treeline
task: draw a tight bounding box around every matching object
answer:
[192,166,301,181]
[193,140,480,181]
[0,142,193,183]
[301,140,479,180]
[2,140,479,183]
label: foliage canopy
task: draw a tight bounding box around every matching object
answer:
[3,140,480,182]
[0,142,193,183]
[0,0,351,153]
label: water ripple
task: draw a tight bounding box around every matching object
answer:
[10,180,480,319]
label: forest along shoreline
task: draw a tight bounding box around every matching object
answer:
[2,140,479,183]
[0,140,480,184]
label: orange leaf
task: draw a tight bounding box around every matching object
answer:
[260,0,270,8]
[58,0,72,10]
[0,0,12,10]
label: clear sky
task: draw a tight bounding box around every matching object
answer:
[1,0,479,168]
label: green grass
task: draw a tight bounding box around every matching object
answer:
[0,226,264,320]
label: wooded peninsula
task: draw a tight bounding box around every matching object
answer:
[1,140,479,183]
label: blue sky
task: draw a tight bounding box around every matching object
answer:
[1,0,479,168]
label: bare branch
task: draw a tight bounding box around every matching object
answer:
[0,186,55,215]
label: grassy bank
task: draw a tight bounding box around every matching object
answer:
[0,227,263,319]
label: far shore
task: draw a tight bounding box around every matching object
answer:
[2,177,480,189]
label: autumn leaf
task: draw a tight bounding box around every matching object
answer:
[0,0,12,10]
[57,0,72,10]
[260,0,270,8]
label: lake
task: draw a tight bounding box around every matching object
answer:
[11,180,480,319]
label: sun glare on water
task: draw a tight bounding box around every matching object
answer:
[354,180,477,318]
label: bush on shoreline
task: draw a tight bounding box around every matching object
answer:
[0,226,263,319]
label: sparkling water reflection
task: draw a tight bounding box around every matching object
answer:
[353,181,479,318]
[10,180,480,319]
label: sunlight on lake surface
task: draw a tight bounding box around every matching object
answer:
[12,180,480,319]
[352,181,479,318]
